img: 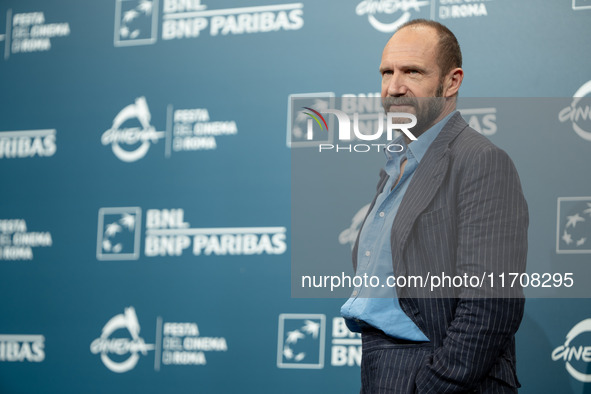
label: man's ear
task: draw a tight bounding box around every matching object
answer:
[444,68,464,97]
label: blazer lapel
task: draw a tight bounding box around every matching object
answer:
[390,112,468,272]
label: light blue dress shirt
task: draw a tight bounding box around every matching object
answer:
[340,111,457,341]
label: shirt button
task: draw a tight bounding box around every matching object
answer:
[379,212,385,217]
[352,290,358,296]
[365,250,371,257]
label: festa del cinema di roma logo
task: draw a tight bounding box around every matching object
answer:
[101,97,238,162]
[559,80,591,142]
[91,306,229,372]
[552,318,591,383]
[301,106,417,152]
[354,0,491,31]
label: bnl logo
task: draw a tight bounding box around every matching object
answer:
[573,0,591,10]
[303,107,418,142]
[114,0,158,47]
[277,314,325,369]
[557,197,591,253]
[97,207,142,260]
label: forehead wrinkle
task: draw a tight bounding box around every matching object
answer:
[384,27,438,55]
[381,29,439,71]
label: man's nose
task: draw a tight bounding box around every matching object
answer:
[386,74,408,97]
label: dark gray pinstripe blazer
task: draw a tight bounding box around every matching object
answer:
[353,112,529,393]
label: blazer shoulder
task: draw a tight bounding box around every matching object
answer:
[432,112,504,160]
[450,125,498,153]
[449,125,513,165]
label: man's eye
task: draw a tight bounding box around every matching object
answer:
[382,70,393,76]
[407,69,419,74]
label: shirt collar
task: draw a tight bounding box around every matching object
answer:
[385,110,457,163]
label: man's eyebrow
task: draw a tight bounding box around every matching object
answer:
[400,64,426,72]
[378,64,427,74]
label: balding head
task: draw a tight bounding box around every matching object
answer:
[396,19,462,77]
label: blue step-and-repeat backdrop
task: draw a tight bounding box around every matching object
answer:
[1,1,591,393]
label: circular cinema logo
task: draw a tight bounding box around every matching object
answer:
[101,97,165,162]
[559,80,591,142]
[355,0,430,33]
[551,318,591,383]
[90,307,154,373]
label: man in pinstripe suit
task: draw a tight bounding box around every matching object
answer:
[340,20,528,393]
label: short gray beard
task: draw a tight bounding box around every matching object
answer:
[381,83,446,139]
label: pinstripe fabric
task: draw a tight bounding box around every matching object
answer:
[361,328,432,394]
[352,113,528,393]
